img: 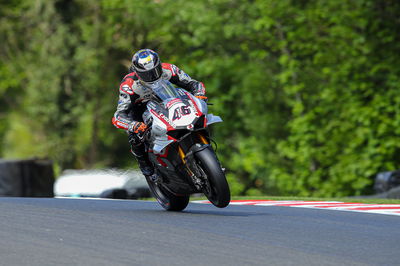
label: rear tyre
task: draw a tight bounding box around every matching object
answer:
[195,147,230,208]
[145,176,189,211]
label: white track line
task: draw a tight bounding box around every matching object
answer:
[192,200,400,216]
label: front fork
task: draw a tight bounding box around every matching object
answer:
[177,132,210,190]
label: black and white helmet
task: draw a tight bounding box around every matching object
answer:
[131,49,162,83]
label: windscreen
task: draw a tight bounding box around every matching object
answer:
[151,81,181,101]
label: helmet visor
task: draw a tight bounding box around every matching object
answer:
[136,63,162,82]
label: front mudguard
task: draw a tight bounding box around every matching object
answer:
[185,144,211,164]
[190,143,211,154]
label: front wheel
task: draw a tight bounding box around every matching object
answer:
[145,176,189,211]
[195,147,230,208]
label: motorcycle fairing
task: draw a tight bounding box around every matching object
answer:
[145,81,222,154]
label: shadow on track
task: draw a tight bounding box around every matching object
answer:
[136,209,270,217]
[182,209,270,217]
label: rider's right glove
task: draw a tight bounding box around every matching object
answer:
[129,122,148,138]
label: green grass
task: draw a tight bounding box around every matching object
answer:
[189,195,400,204]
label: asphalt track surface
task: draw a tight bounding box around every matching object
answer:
[0,198,399,266]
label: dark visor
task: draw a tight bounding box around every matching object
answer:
[136,63,163,82]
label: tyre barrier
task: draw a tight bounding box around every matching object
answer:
[0,158,54,197]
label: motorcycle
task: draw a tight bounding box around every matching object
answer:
[141,80,230,211]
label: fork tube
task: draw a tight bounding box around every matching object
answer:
[178,145,186,164]
[198,133,209,144]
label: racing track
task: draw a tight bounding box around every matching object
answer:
[0,197,399,266]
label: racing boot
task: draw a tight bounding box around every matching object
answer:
[136,155,154,177]
[131,144,154,177]
[136,156,159,182]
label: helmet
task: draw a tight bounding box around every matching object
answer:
[131,49,162,83]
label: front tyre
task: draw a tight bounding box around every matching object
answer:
[145,176,189,211]
[195,147,230,208]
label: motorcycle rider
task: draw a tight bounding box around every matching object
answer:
[112,49,207,178]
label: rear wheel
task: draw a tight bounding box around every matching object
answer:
[195,147,230,208]
[145,176,189,211]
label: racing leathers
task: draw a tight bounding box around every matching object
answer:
[112,63,206,176]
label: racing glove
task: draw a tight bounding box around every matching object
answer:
[129,122,148,138]
[194,95,208,101]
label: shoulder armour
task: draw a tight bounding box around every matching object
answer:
[162,63,177,76]
[120,72,138,95]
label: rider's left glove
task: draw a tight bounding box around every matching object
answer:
[194,95,208,101]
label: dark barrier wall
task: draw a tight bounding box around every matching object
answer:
[0,159,54,197]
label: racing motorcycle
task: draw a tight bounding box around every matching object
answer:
[141,80,230,211]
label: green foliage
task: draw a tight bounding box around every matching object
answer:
[0,0,399,196]
[268,1,400,196]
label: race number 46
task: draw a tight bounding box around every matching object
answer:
[173,105,191,121]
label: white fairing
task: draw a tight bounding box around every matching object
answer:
[206,114,223,125]
[192,95,223,125]
[153,139,174,153]
[145,81,222,154]
[169,102,196,127]
[192,95,208,114]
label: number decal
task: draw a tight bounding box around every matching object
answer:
[181,105,191,115]
[172,105,192,121]
[173,108,181,120]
